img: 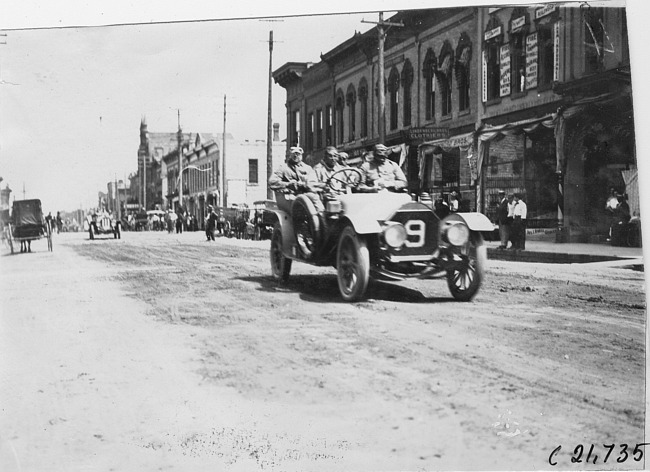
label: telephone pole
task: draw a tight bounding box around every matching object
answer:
[362,13,403,143]
[222,94,227,208]
[266,30,274,199]
[177,110,183,210]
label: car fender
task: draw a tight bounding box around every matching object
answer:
[270,209,297,257]
[442,212,494,232]
[338,192,412,234]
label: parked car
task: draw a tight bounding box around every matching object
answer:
[269,168,493,302]
[87,210,121,240]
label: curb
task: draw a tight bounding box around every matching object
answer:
[487,248,634,265]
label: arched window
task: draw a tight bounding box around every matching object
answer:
[483,15,503,101]
[401,60,414,127]
[346,84,357,142]
[437,41,454,117]
[358,78,369,138]
[454,33,472,111]
[423,48,437,121]
[388,67,400,130]
[335,89,344,145]
[509,8,529,94]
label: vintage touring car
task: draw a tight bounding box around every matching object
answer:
[88,210,122,240]
[269,168,493,302]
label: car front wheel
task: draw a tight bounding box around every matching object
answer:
[446,233,486,301]
[270,225,291,283]
[336,226,370,302]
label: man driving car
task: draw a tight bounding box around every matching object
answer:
[358,144,407,192]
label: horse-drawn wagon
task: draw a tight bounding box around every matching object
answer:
[2,199,53,254]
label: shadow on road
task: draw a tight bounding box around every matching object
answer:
[237,274,454,304]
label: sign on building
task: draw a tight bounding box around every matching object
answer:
[525,33,538,90]
[553,22,561,81]
[499,44,511,97]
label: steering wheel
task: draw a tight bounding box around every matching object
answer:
[327,167,363,193]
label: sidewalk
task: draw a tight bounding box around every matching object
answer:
[485,239,644,266]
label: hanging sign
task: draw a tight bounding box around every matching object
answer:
[525,33,538,89]
[511,16,526,33]
[484,26,502,41]
[499,44,511,97]
[553,21,561,81]
[536,5,558,20]
[482,49,488,102]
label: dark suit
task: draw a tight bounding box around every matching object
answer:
[497,197,511,248]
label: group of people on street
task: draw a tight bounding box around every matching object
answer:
[497,190,527,250]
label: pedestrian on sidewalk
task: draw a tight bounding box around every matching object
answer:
[496,190,512,249]
[512,193,528,250]
[205,205,218,241]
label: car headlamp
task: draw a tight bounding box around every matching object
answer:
[383,222,407,248]
[445,222,470,246]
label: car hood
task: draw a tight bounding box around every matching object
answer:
[338,192,413,234]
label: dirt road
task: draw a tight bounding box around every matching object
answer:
[0,231,645,471]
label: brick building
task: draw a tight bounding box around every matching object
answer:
[275,6,636,243]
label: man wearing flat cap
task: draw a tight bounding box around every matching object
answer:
[358,143,407,192]
[268,146,323,212]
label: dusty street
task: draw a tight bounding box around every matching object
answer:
[0,230,646,471]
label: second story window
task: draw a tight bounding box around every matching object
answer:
[325,105,332,146]
[359,78,368,138]
[455,33,472,111]
[290,109,300,147]
[584,6,605,74]
[316,109,323,149]
[307,112,314,151]
[438,41,454,116]
[249,159,258,184]
[483,15,503,102]
[423,48,436,121]
[388,67,400,130]
[335,91,344,145]
[346,84,356,141]
[538,24,555,87]
[401,60,414,127]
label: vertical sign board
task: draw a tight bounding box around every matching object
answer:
[525,33,538,90]
[499,44,511,97]
[482,49,488,102]
[553,21,561,81]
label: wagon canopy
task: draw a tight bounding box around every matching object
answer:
[12,199,44,226]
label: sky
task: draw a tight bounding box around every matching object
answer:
[0,0,644,212]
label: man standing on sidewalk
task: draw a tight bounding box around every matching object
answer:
[496,190,511,249]
[512,193,528,250]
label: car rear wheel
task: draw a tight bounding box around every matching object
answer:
[337,226,370,302]
[270,225,291,283]
[446,233,486,301]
